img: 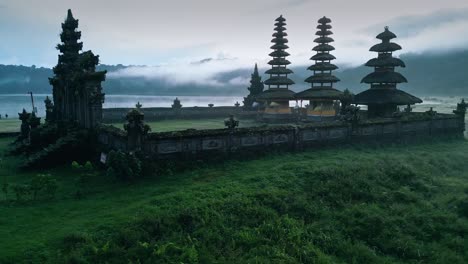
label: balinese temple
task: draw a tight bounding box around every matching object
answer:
[296,17,342,120]
[257,15,295,121]
[355,27,422,118]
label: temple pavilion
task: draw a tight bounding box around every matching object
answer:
[296,16,343,121]
[355,27,422,118]
[257,15,295,121]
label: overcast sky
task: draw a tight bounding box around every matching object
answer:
[1,0,468,69]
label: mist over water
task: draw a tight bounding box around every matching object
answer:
[0,94,244,118]
[0,94,465,119]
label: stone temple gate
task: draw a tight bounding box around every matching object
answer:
[49,10,106,129]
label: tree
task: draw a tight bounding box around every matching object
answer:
[243,63,264,109]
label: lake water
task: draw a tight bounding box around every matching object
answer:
[0,94,465,118]
[0,94,244,118]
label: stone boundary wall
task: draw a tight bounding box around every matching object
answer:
[102,106,257,122]
[98,113,465,160]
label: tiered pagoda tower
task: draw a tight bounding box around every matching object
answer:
[355,27,421,118]
[257,15,295,121]
[296,16,342,120]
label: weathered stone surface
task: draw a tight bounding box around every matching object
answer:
[98,114,465,161]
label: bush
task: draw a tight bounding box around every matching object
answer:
[29,174,58,200]
[106,150,142,181]
[11,184,31,201]
[71,160,97,199]
[9,174,58,202]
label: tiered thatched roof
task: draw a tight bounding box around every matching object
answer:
[258,15,295,101]
[355,27,422,105]
[296,16,342,100]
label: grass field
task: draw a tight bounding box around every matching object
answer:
[0,119,21,133]
[109,118,261,132]
[1,136,468,263]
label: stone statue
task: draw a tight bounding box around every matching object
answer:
[224,115,239,129]
[18,109,31,140]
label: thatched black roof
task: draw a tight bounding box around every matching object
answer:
[361,71,408,84]
[354,88,422,105]
[276,15,286,22]
[317,24,332,30]
[257,88,296,101]
[370,42,402,52]
[316,30,333,36]
[376,27,397,40]
[305,74,340,84]
[273,31,287,37]
[274,26,286,31]
[268,58,291,66]
[269,50,290,57]
[266,67,294,75]
[265,15,294,91]
[313,44,335,52]
[271,37,288,44]
[295,87,343,100]
[301,16,341,92]
[318,16,332,24]
[314,36,334,43]
[356,26,421,109]
[264,76,295,86]
[308,62,338,71]
[270,43,289,50]
[311,53,336,61]
[365,57,405,67]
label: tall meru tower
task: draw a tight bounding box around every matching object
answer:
[354,27,422,118]
[257,15,296,121]
[295,16,343,121]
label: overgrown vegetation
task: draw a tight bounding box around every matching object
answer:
[106,150,142,181]
[1,137,468,263]
[9,123,99,169]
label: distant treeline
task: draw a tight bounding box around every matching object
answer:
[1,50,468,96]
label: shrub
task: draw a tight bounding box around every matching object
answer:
[30,174,58,200]
[106,150,142,181]
[72,160,97,199]
[11,184,31,201]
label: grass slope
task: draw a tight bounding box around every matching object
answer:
[0,137,468,263]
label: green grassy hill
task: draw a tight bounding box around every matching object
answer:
[1,137,468,263]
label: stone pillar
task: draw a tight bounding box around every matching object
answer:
[124,109,150,152]
[453,99,467,133]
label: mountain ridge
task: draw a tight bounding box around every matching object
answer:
[1,50,467,96]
